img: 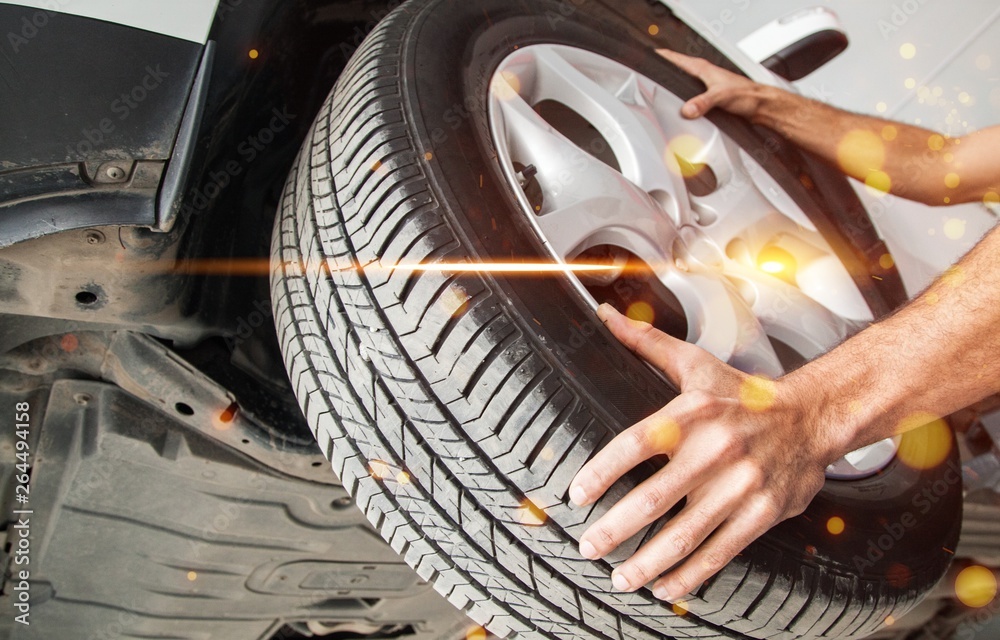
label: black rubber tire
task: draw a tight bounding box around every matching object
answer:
[270,1,962,638]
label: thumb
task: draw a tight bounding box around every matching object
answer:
[654,49,722,119]
[681,99,703,119]
[597,303,694,386]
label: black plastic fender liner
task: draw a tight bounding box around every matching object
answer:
[0,4,203,246]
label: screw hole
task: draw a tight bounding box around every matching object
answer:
[332,496,353,510]
[311,461,324,468]
[175,402,195,416]
[76,291,98,305]
[74,393,92,406]
[241,439,250,444]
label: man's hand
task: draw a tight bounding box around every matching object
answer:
[656,49,764,120]
[570,304,846,602]
[657,48,1000,206]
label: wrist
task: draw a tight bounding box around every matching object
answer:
[776,366,863,468]
[746,84,782,127]
[748,84,804,134]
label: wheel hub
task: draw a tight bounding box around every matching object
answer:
[487,44,897,481]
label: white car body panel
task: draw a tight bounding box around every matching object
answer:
[666,0,999,295]
[0,0,220,43]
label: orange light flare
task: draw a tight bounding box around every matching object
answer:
[383,262,622,274]
[154,259,642,277]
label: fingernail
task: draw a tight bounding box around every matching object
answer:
[579,539,600,560]
[569,485,589,506]
[595,304,618,323]
[682,103,699,118]
[653,584,672,601]
[612,572,632,592]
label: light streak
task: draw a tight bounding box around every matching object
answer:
[386,262,618,273]
[158,259,622,277]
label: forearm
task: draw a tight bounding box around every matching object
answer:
[749,86,993,206]
[784,223,1000,455]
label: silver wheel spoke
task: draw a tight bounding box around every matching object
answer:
[531,47,692,225]
[658,268,783,377]
[724,265,858,361]
[495,87,677,260]
[692,142,814,247]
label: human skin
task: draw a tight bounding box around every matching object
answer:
[569,49,1000,602]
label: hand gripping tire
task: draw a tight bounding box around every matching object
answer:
[270,1,961,638]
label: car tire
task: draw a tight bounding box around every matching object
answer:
[270,1,962,638]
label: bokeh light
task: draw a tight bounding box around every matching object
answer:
[881,125,898,142]
[439,283,471,318]
[666,135,706,178]
[212,411,234,432]
[647,418,681,453]
[927,134,946,151]
[370,460,393,480]
[757,246,797,277]
[60,333,79,353]
[984,191,999,206]
[895,413,951,470]
[865,170,892,196]
[648,24,660,36]
[248,49,259,60]
[827,517,845,535]
[955,566,998,608]
[944,173,961,189]
[187,571,198,582]
[943,265,966,287]
[672,600,689,616]
[626,301,655,324]
[899,43,916,59]
[879,254,895,270]
[491,70,521,101]
[943,218,966,240]
[466,626,488,640]
[875,102,887,113]
[740,376,776,412]
[887,563,913,588]
[516,499,548,526]
[836,130,885,177]
[904,78,916,89]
